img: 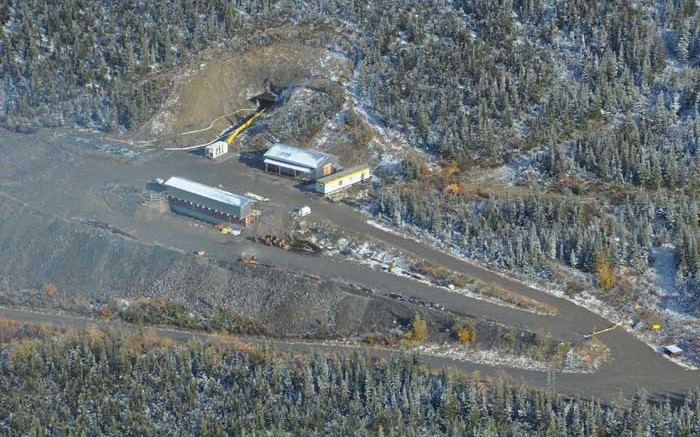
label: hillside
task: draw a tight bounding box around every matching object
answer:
[0,194,447,339]
[1,0,700,430]
[136,25,353,146]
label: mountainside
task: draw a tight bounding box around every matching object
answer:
[1,0,699,360]
[3,1,700,433]
[0,195,445,339]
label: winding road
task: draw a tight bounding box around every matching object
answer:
[0,304,694,402]
[0,129,698,401]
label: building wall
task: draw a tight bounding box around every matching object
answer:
[315,167,371,194]
[164,186,250,218]
[205,142,228,159]
[170,199,252,225]
[265,156,338,181]
[312,156,338,179]
[265,162,313,180]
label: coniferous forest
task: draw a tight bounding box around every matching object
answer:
[1,324,699,436]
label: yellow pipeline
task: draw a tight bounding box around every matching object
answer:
[226,108,266,144]
[585,322,623,338]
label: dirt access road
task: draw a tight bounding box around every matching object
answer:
[0,305,693,402]
[0,128,697,400]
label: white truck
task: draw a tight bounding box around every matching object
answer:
[294,205,311,218]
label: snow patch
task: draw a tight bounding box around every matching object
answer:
[652,244,676,295]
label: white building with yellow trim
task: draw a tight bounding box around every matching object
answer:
[314,164,371,196]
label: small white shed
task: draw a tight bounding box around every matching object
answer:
[661,345,683,356]
[205,141,229,159]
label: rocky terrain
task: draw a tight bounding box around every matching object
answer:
[0,194,448,339]
[0,190,578,368]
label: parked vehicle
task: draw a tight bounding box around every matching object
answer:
[294,205,311,218]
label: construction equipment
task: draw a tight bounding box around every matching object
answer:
[241,249,258,265]
[214,223,243,236]
[387,259,396,273]
[225,108,266,145]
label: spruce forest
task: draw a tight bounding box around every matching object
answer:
[1,325,699,436]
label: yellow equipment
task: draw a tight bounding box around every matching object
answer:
[225,108,266,144]
[652,324,662,330]
[241,255,257,265]
[241,249,258,265]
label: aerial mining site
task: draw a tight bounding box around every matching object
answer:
[1,1,699,435]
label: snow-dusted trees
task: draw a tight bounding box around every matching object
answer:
[0,0,697,144]
[2,325,699,435]
[374,167,700,305]
[542,117,700,191]
[1,0,697,306]
[0,0,266,130]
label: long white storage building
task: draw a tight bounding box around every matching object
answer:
[163,176,254,225]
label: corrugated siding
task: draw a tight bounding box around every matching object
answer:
[164,177,250,208]
[166,186,249,218]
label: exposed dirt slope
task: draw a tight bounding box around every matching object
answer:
[0,195,442,338]
[134,26,352,147]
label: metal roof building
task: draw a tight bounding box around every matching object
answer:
[163,177,254,225]
[263,143,337,180]
[662,344,683,356]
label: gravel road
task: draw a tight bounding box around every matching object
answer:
[0,127,697,400]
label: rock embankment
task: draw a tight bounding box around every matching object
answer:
[0,195,442,338]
